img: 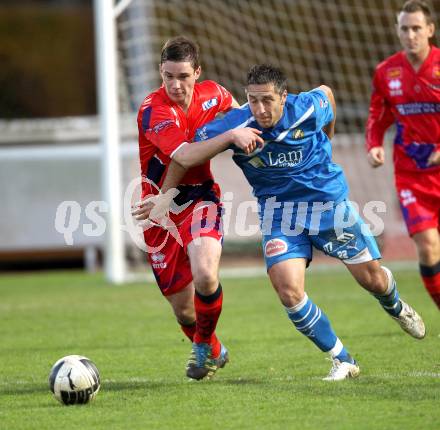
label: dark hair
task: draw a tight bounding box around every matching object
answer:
[246,64,287,94]
[398,0,434,24]
[160,36,200,69]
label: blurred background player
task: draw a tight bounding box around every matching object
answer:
[366,0,440,310]
[132,36,262,380]
[151,64,426,381]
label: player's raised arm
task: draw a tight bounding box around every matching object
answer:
[318,85,336,139]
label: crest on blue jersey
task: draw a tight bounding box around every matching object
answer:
[292,128,304,139]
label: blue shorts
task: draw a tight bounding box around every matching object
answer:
[262,200,381,270]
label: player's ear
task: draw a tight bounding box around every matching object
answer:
[194,66,202,80]
[428,22,435,39]
[281,90,287,105]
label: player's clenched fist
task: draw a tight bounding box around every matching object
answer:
[230,127,264,154]
[367,147,385,168]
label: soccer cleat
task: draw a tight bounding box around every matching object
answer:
[323,358,360,381]
[392,300,426,339]
[186,347,197,370]
[186,343,229,380]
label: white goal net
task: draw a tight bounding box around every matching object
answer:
[115,0,439,265]
[117,0,438,131]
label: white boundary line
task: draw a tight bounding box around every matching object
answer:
[125,260,419,284]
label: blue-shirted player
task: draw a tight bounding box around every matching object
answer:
[142,64,426,381]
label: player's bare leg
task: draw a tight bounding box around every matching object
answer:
[268,258,359,381]
[345,260,425,339]
[185,236,228,380]
[413,228,440,309]
[268,258,306,307]
[165,284,196,340]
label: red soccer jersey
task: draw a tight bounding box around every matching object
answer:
[137,80,233,220]
[366,46,440,173]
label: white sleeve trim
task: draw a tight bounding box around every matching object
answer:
[170,141,189,159]
[274,104,315,142]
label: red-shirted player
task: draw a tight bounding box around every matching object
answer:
[366,0,440,310]
[132,37,262,380]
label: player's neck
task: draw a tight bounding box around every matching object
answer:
[178,100,190,113]
[405,46,431,72]
[178,91,194,114]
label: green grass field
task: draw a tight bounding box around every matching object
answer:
[1,268,439,429]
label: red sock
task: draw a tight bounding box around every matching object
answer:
[210,334,221,358]
[194,284,223,357]
[420,263,440,309]
[180,322,196,341]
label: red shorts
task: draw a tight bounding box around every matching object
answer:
[143,202,223,296]
[395,171,440,236]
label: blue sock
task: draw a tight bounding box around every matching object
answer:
[285,294,354,363]
[374,267,402,317]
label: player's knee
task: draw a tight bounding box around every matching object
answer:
[416,241,440,265]
[192,267,218,291]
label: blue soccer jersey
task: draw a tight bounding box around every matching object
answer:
[195,89,348,226]
[195,88,381,267]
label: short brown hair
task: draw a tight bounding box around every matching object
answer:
[246,64,287,95]
[399,0,434,24]
[160,36,200,69]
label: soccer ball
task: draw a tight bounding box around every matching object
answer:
[48,355,100,405]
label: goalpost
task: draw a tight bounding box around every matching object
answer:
[93,0,128,284]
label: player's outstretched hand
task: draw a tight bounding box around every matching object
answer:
[131,188,179,222]
[231,128,264,154]
[427,150,440,167]
[367,147,385,168]
[131,198,154,221]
